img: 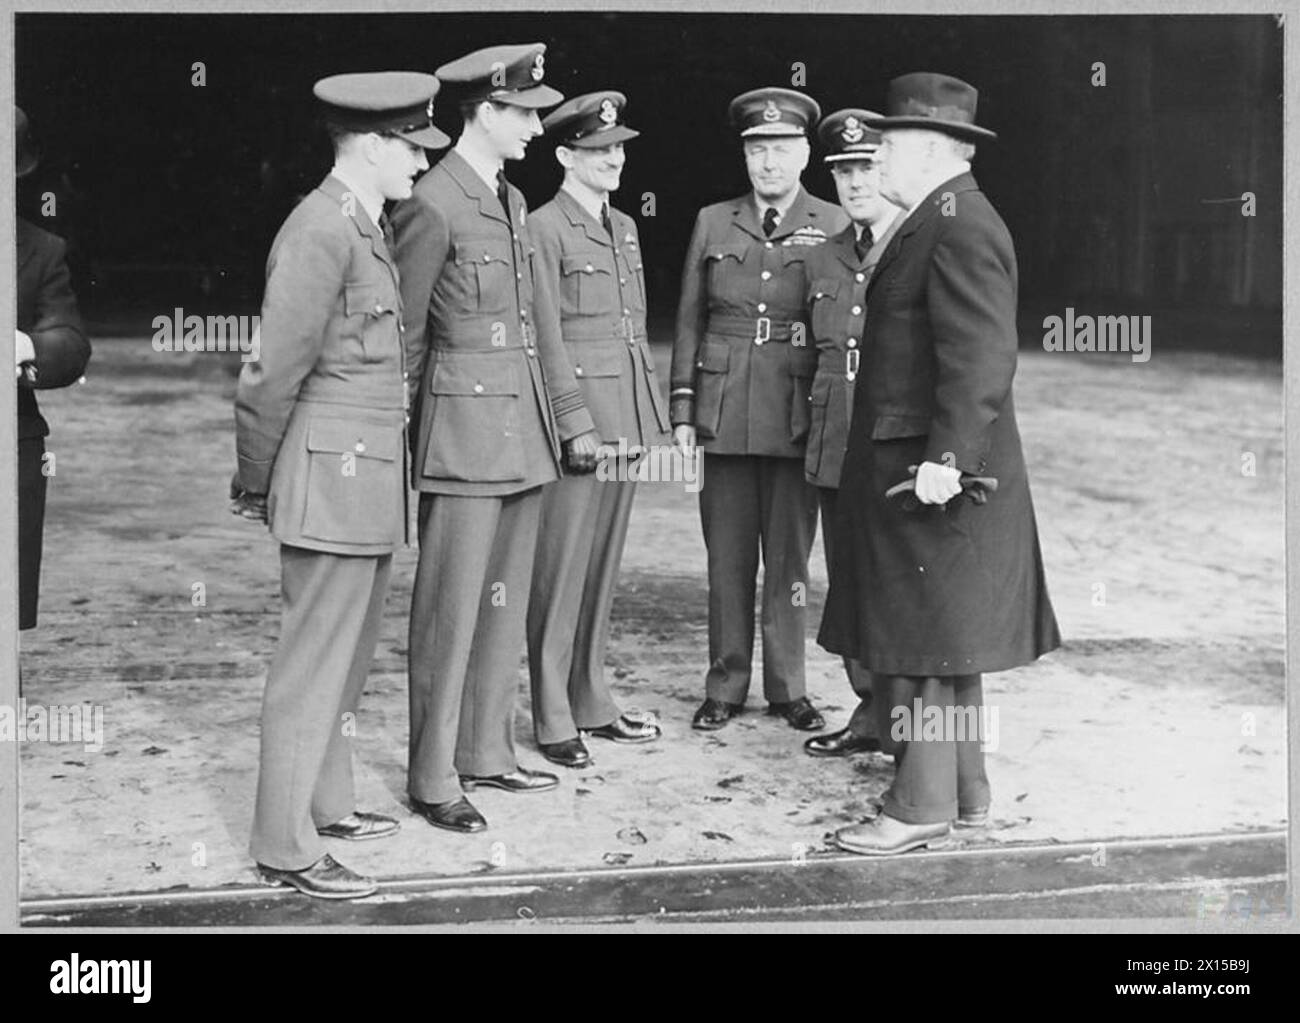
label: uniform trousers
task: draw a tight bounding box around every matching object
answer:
[250,545,392,870]
[817,486,876,739]
[527,473,635,744]
[408,489,541,805]
[699,454,818,705]
[874,673,991,825]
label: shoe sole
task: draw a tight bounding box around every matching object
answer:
[459,779,558,794]
[315,826,401,842]
[258,874,379,900]
[584,730,661,744]
[541,756,592,769]
[833,834,950,856]
[420,817,487,834]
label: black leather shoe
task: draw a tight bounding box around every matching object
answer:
[410,795,487,833]
[316,810,401,841]
[768,697,825,731]
[585,713,661,744]
[459,766,559,793]
[539,737,592,768]
[804,727,882,758]
[257,853,377,900]
[692,698,742,731]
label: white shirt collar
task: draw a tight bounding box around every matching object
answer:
[904,162,971,220]
[862,203,900,241]
[756,186,799,222]
[455,138,504,192]
[329,165,383,229]
[561,180,609,223]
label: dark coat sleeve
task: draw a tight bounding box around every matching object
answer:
[21,235,90,390]
[668,208,710,426]
[922,203,1019,475]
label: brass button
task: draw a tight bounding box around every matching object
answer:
[847,338,858,349]
[623,307,630,315]
[473,383,485,394]
[761,270,772,281]
[855,272,866,283]
[585,263,594,273]
[483,253,492,262]
[851,305,862,315]
[373,302,383,314]
[526,347,537,358]
[765,241,773,249]
[757,302,767,313]
[516,272,523,280]
[575,367,584,377]
[354,441,366,453]
[620,277,627,285]
[753,337,764,346]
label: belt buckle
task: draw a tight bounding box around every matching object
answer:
[754,316,771,345]
[845,348,860,381]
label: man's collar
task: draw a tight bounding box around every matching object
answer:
[753,186,800,220]
[903,161,972,219]
[863,203,901,238]
[329,164,383,228]
[561,179,608,222]
[454,137,503,191]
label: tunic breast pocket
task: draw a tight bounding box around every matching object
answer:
[301,417,401,544]
[704,243,749,297]
[452,240,515,316]
[560,251,617,317]
[423,353,525,482]
[344,282,397,363]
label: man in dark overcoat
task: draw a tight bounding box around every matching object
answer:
[15,107,91,638]
[819,74,1060,855]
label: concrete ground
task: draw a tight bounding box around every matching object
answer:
[16,339,1285,912]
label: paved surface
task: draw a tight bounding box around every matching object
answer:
[16,339,1285,915]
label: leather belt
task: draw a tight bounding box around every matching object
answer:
[707,314,797,344]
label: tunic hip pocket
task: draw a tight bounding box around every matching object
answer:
[693,340,730,440]
[786,343,818,444]
[423,354,525,482]
[301,417,401,544]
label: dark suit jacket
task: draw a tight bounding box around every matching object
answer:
[669,187,848,457]
[17,217,90,440]
[391,150,594,497]
[234,175,409,555]
[819,171,1060,676]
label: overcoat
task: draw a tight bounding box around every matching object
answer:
[17,217,91,629]
[818,172,1060,676]
[669,187,848,457]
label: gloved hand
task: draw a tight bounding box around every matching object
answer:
[564,429,600,475]
[229,472,268,523]
[913,460,963,505]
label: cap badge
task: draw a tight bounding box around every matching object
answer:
[426,95,436,121]
[762,99,781,122]
[531,52,545,82]
[842,116,864,143]
[598,98,618,125]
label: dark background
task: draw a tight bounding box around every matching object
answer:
[15,12,1283,353]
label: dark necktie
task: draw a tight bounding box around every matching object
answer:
[496,170,511,224]
[762,206,779,237]
[601,202,614,242]
[378,211,395,252]
[854,225,874,262]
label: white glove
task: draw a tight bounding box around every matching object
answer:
[914,460,963,505]
[15,330,35,375]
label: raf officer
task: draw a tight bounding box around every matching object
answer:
[233,73,447,898]
[669,87,848,732]
[392,44,600,834]
[801,110,903,759]
[527,92,669,769]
